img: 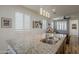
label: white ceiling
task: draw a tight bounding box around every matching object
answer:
[23,5,79,17]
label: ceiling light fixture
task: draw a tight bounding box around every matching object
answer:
[40,8,43,15]
[43,10,46,16]
[52,9,56,14]
[40,8,50,18]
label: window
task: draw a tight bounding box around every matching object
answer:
[60,22,62,30]
[51,22,54,28]
[24,14,31,30]
[15,12,24,30]
[56,21,67,31]
[15,12,31,30]
[57,22,60,30]
[42,20,47,30]
[64,21,67,30]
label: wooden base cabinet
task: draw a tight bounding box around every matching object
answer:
[56,38,67,54]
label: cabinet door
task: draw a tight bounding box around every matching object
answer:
[56,42,64,54]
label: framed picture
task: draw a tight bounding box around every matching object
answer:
[33,20,42,29]
[1,17,12,28]
[72,24,77,29]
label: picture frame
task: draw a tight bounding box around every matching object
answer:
[72,24,77,29]
[1,17,12,28]
[33,20,42,29]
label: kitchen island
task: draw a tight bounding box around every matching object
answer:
[26,34,67,54]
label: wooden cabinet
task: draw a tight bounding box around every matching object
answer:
[56,38,67,54]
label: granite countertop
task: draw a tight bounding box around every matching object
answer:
[26,34,66,54]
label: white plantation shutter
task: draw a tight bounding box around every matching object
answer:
[24,14,31,30]
[42,20,47,30]
[56,21,67,30]
[15,12,31,30]
[51,22,54,28]
[15,12,24,30]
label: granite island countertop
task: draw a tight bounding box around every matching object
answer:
[26,34,66,54]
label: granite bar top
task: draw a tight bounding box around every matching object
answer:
[26,34,66,54]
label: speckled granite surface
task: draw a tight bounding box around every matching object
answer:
[6,34,66,54]
[26,34,66,54]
